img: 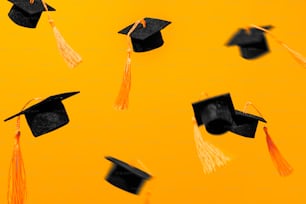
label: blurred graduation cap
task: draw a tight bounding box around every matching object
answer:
[226,25,273,59]
[8,0,55,28]
[7,0,82,68]
[229,110,267,138]
[192,93,233,174]
[105,156,152,194]
[4,91,79,137]
[114,17,171,111]
[118,17,171,52]
[227,24,306,67]
[192,93,236,135]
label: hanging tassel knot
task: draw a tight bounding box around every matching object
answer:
[48,19,55,27]
[244,26,251,35]
[15,131,21,143]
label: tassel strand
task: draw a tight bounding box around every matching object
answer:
[114,19,146,110]
[264,127,293,176]
[7,97,43,204]
[251,24,306,68]
[193,117,230,174]
[8,130,26,204]
[41,0,82,68]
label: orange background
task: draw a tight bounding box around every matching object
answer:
[0,0,306,203]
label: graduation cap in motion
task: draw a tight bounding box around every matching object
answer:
[226,25,273,59]
[4,91,79,137]
[229,110,267,138]
[8,0,82,68]
[114,17,171,111]
[8,0,55,28]
[192,93,236,135]
[192,93,233,175]
[105,156,152,194]
[5,91,79,204]
[118,17,171,52]
[234,102,293,176]
[227,24,306,67]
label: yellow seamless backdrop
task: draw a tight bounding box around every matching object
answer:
[0,0,305,203]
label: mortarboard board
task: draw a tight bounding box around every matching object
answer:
[226,25,273,59]
[229,110,267,138]
[192,93,236,135]
[118,17,171,52]
[8,0,55,28]
[4,91,79,137]
[105,156,152,195]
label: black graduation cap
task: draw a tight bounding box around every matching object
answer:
[230,110,267,138]
[118,17,171,52]
[227,25,273,59]
[4,91,79,137]
[8,0,55,28]
[105,156,152,195]
[192,93,236,135]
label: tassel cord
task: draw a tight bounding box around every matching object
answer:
[250,24,306,67]
[40,0,82,68]
[193,117,230,174]
[7,98,42,204]
[114,19,146,110]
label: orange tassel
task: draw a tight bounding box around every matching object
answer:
[8,122,26,204]
[264,126,293,176]
[41,0,82,68]
[114,19,146,110]
[7,98,42,204]
[193,117,230,174]
[251,24,306,68]
[114,52,132,110]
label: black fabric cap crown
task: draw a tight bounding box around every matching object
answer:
[192,93,236,135]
